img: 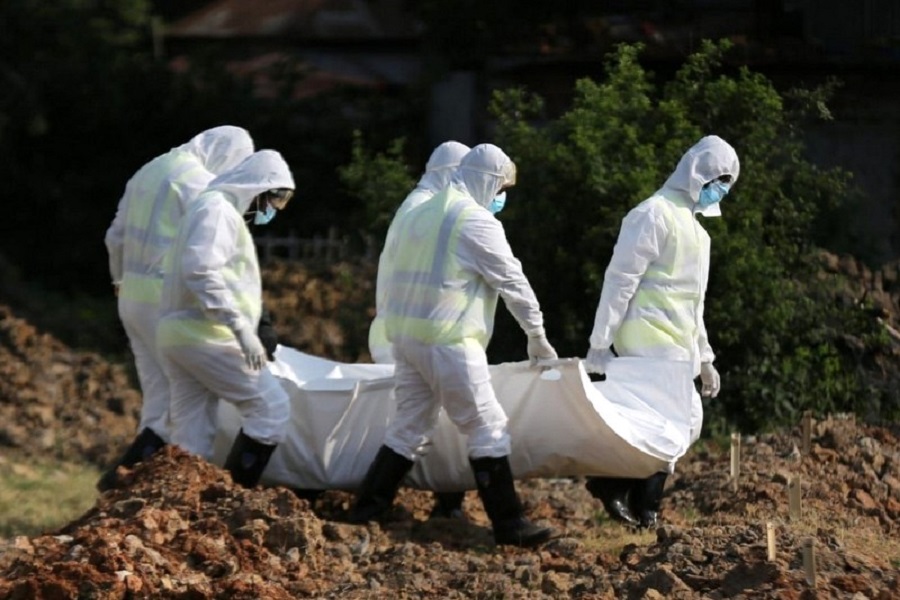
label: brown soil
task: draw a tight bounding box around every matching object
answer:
[0,259,898,599]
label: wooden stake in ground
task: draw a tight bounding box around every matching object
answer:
[766,521,777,561]
[802,537,817,587]
[801,410,813,455]
[730,433,741,492]
[789,476,802,521]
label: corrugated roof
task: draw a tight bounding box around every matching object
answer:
[165,0,422,40]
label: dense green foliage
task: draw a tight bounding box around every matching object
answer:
[344,41,895,432]
[337,132,417,253]
[0,0,419,293]
[2,1,896,432]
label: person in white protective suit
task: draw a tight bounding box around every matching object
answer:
[368,140,471,365]
[348,143,560,547]
[98,126,255,491]
[157,149,296,489]
[367,140,473,521]
[583,135,739,528]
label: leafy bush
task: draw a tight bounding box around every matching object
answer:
[337,132,417,252]
[489,40,889,431]
[340,40,894,431]
[0,0,421,292]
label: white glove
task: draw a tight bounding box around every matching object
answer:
[700,362,720,398]
[234,325,267,371]
[583,347,614,375]
[527,333,558,366]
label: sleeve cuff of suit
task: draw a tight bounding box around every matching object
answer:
[525,326,545,338]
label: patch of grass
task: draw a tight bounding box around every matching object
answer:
[678,505,702,524]
[771,506,900,566]
[579,509,656,556]
[0,458,101,538]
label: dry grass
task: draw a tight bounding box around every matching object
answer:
[577,508,658,556]
[0,457,100,538]
[771,505,900,569]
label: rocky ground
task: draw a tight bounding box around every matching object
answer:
[0,258,899,599]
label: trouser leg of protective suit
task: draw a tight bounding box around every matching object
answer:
[347,445,414,524]
[630,471,668,529]
[163,343,290,459]
[164,358,220,460]
[585,476,640,527]
[96,427,167,492]
[429,491,466,520]
[223,428,277,488]
[385,343,511,459]
[470,456,553,547]
[119,298,171,439]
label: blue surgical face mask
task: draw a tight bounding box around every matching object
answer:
[253,205,277,225]
[698,180,731,208]
[488,191,507,215]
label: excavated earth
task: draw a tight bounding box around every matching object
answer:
[0,259,899,599]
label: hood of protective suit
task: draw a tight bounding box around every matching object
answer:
[178,125,255,176]
[451,143,517,208]
[662,135,739,218]
[205,149,294,215]
[417,141,470,194]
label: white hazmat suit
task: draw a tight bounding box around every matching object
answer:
[157,149,295,463]
[368,140,471,364]
[584,134,740,529]
[383,144,555,460]
[349,144,558,547]
[104,126,254,441]
[588,135,740,389]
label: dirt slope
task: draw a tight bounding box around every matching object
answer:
[0,416,897,599]
[0,258,898,598]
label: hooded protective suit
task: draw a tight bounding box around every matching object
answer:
[368,140,471,364]
[104,126,254,440]
[350,145,556,546]
[583,136,739,529]
[589,135,739,377]
[157,149,295,459]
[379,143,551,460]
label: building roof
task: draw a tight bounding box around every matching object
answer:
[165,0,423,40]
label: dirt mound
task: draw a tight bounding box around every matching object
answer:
[0,257,899,597]
[0,260,376,471]
[0,304,141,467]
[261,260,377,363]
[0,416,897,599]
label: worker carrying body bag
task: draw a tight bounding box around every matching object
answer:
[212,346,702,492]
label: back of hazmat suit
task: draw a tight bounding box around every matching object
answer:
[584,134,740,528]
[157,149,295,488]
[349,144,559,547]
[98,126,254,491]
[368,140,470,364]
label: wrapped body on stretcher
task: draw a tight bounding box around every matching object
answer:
[211,346,703,493]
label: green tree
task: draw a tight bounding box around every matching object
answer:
[0,0,213,291]
[337,131,417,253]
[486,40,892,431]
[333,39,897,431]
[0,0,421,294]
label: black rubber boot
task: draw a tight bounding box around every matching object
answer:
[631,472,668,529]
[223,429,278,489]
[96,427,167,491]
[429,491,466,520]
[347,445,414,524]
[585,476,640,527]
[470,456,553,547]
